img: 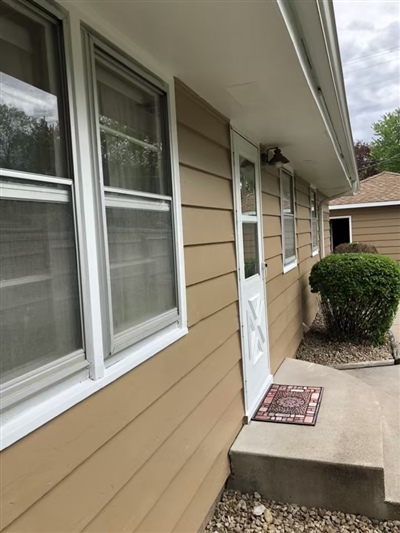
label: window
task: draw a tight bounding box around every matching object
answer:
[91,47,178,355]
[1,1,185,446]
[310,188,319,256]
[0,1,85,403]
[280,169,297,272]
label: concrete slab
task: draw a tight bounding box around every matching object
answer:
[346,366,400,506]
[229,359,396,519]
[232,359,383,469]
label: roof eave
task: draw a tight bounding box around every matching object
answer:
[277,0,359,197]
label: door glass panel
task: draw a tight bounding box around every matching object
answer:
[242,222,259,278]
[240,156,256,214]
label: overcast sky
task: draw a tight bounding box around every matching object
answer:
[334,0,400,142]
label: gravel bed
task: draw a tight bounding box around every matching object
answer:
[296,313,393,367]
[205,490,400,533]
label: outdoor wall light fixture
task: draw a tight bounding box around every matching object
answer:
[261,147,290,168]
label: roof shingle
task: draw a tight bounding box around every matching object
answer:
[330,172,400,206]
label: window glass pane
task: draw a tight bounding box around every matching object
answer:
[312,218,319,249]
[284,215,296,262]
[106,205,177,335]
[282,171,294,214]
[311,191,317,218]
[242,222,259,278]
[240,157,256,214]
[0,2,67,176]
[96,60,169,195]
[0,190,82,383]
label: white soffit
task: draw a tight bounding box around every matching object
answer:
[72,0,355,197]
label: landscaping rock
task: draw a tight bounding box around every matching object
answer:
[205,490,399,533]
[296,312,393,367]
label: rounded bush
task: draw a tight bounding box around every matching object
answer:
[309,253,400,344]
[333,242,378,254]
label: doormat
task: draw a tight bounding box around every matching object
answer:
[252,384,324,426]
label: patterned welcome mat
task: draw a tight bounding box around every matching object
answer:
[253,384,324,426]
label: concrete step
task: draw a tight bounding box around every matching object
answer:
[229,359,398,520]
[346,366,400,518]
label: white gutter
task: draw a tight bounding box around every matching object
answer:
[330,201,400,210]
[316,0,359,193]
[276,0,358,196]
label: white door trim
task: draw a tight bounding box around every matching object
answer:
[230,128,272,420]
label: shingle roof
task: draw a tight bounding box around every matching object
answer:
[330,172,400,206]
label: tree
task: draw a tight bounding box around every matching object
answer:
[353,140,379,180]
[370,108,400,173]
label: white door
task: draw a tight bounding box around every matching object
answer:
[232,131,272,419]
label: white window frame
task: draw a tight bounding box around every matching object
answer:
[310,187,319,257]
[0,0,187,450]
[280,167,298,273]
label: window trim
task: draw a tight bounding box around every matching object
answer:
[1,1,187,450]
[310,187,319,257]
[280,167,298,273]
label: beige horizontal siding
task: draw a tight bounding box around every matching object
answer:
[330,206,400,261]
[2,81,243,533]
[262,169,321,373]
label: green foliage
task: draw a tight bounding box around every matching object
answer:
[370,108,400,173]
[333,242,378,254]
[309,254,400,344]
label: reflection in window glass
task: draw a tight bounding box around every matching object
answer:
[240,157,256,214]
[242,223,259,278]
[96,61,168,195]
[0,193,82,383]
[281,169,296,266]
[106,205,177,334]
[282,171,294,214]
[0,2,67,176]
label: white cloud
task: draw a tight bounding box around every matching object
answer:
[334,0,400,141]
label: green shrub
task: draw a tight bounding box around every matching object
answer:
[333,242,378,254]
[309,253,400,344]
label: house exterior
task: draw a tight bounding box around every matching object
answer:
[0,1,358,532]
[330,172,400,261]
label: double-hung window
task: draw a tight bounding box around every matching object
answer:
[280,168,297,272]
[0,0,86,407]
[310,188,319,256]
[86,38,179,356]
[0,0,184,446]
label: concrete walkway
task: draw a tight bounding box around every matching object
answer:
[346,366,400,508]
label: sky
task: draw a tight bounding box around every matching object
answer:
[334,0,400,142]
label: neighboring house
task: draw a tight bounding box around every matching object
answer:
[0,1,358,532]
[330,172,400,261]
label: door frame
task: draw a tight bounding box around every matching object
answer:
[330,215,353,250]
[230,128,272,420]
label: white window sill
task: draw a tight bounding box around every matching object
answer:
[283,260,298,274]
[0,324,188,450]
[312,249,319,257]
